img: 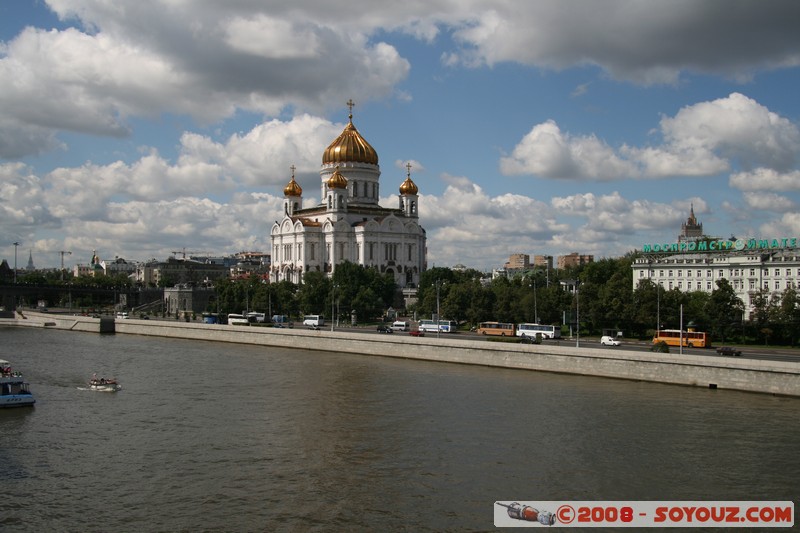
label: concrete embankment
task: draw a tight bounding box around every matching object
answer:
[5,311,800,397]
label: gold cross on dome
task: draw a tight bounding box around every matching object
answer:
[346,99,355,119]
[290,164,296,178]
[406,162,412,177]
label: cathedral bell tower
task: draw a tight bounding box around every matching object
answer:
[398,162,419,218]
[326,166,348,213]
[283,165,303,216]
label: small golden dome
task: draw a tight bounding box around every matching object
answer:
[283,175,302,197]
[399,176,418,195]
[399,162,418,194]
[322,101,378,165]
[327,167,348,189]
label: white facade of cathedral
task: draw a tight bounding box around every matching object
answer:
[270,105,427,288]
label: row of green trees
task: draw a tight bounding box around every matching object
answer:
[8,255,800,346]
[212,256,800,345]
[212,262,396,325]
[412,257,800,346]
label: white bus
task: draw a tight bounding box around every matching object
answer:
[303,314,325,328]
[418,319,457,333]
[227,313,249,326]
[516,323,561,339]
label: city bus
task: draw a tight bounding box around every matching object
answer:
[476,322,515,336]
[418,319,457,333]
[652,329,708,348]
[516,323,562,339]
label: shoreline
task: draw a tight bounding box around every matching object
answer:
[3,311,799,397]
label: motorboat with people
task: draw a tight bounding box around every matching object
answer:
[89,374,122,392]
[0,359,36,408]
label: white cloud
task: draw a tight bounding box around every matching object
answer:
[503,93,800,182]
[658,93,800,171]
[742,192,795,212]
[729,168,800,192]
[500,120,638,180]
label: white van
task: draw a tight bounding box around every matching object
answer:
[600,335,620,346]
[303,314,325,328]
[391,320,410,332]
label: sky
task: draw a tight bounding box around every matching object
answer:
[2,1,800,272]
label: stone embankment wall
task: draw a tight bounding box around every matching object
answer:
[6,311,800,397]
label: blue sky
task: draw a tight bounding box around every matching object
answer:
[2,1,800,271]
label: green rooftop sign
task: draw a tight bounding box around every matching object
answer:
[643,238,799,253]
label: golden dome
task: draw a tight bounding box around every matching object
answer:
[327,167,348,189]
[283,168,303,196]
[399,176,418,195]
[399,162,418,194]
[322,102,378,165]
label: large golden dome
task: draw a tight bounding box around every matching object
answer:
[327,167,348,189]
[322,105,378,165]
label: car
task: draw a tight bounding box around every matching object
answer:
[376,325,393,333]
[716,346,742,357]
[409,329,425,337]
[600,335,620,346]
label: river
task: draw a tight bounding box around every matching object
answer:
[1,327,798,531]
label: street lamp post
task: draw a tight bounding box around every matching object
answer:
[533,278,538,323]
[330,283,336,332]
[435,280,441,338]
[562,279,580,347]
[13,241,19,284]
[576,281,580,347]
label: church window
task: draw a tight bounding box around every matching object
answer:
[411,201,416,214]
[363,182,368,197]
[407,244,413,261]
[368,243,374,261]
[327,196,332,209]
[309,243,315,261]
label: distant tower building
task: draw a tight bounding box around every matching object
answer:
[504,253,530,271]
[679,203,704,242]
[558,253,594,269]
[25,250,35,271]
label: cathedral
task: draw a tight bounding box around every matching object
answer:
[270,101,427,288]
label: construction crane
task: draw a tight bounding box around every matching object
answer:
[171,248,207,260]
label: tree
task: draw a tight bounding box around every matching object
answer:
[775,286,800,346]
[704,279,744,343]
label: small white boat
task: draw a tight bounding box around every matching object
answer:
[89,374,121,392]
[1,359,36,408]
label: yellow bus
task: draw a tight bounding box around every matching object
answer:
[653,329,708,348]
[476,322,515,336]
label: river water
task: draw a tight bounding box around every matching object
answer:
[1,326,798,531]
